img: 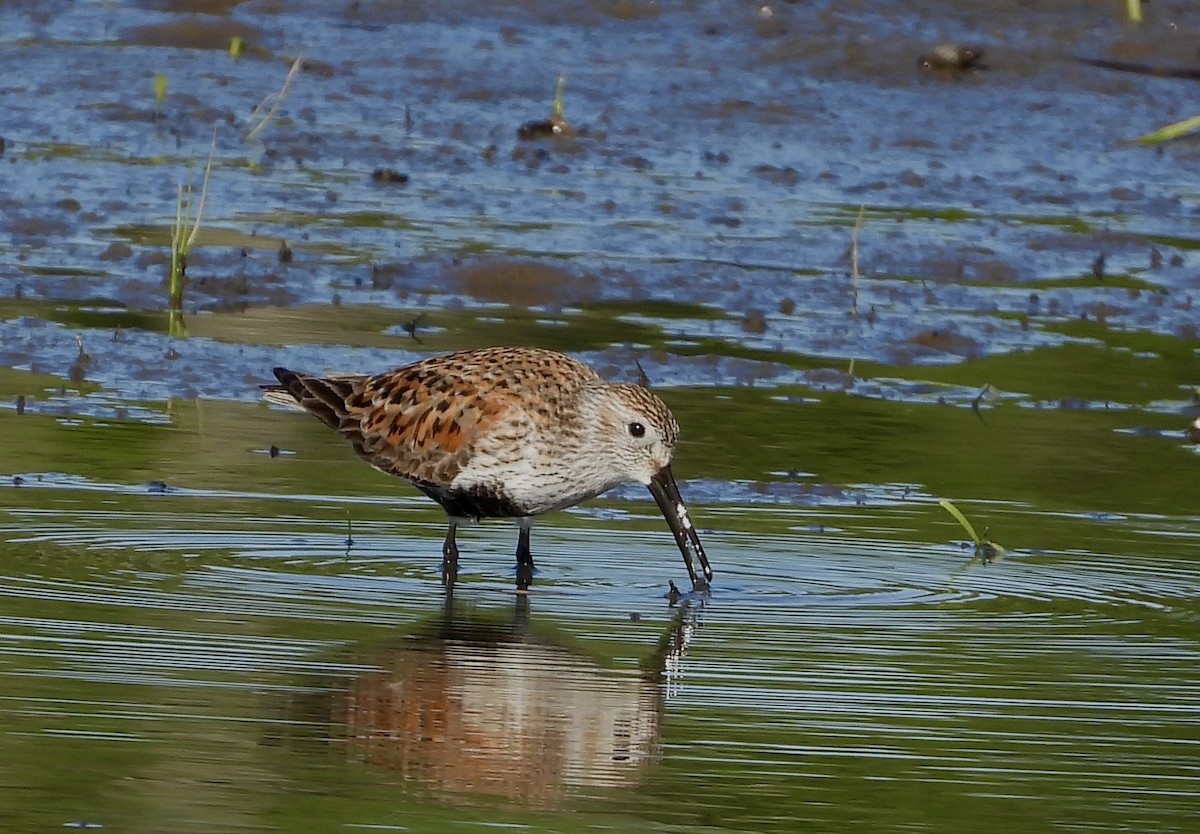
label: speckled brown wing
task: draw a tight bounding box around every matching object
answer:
[269,347,601,489]
[351,363,516,486]
[269,365,500,487]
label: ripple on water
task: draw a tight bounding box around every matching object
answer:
[1,487,1198,832]
[3,490,1197,614]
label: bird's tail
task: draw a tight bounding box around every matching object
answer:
[263,367,364,432]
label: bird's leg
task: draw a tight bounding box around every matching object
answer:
[442,521,459,589]
[515,518,534,590]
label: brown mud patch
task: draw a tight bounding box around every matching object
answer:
[121,19,268,50]
[446,260,600,307]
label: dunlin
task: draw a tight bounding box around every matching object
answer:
[264,347,712,590]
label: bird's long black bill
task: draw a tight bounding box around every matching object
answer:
[648,466,713,589]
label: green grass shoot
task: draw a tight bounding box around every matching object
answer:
[168,128,217,337]
[939,498,980,541]
[552,72,567,121]
[153,74,167,119]
[1102,0,1197,146]
[939,498,1007,565]
[229,36,245,60]
[1132,114,1200,145]
[244,57,303,142]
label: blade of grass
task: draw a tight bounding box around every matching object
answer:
[938,498,981,544]
[552,72,567,121]
[1132,114,1200,145]
[244,57,303,142]
[849,204,864,319]
[186,127,217,251]
[168,126,218,337]
[154,74,168,119]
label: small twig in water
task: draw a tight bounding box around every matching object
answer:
[402,313,427,344]
[971,383,996,425]
[635,358,651,388]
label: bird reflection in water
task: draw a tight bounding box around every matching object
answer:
[327,593,700,808]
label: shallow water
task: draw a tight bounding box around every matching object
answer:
[2,477,1198,832]
[2,0,1199,831]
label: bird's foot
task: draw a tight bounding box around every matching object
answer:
[665,577,710,603]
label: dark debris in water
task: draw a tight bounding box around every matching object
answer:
[370,168,409,185]
[918,43,988,73]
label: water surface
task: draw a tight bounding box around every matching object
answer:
[1,0,1199,831]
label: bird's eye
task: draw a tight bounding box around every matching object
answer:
[628,421,646,438]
